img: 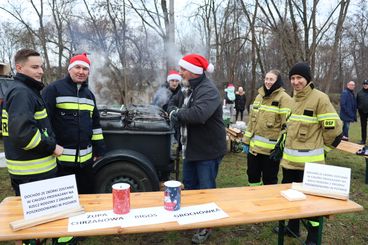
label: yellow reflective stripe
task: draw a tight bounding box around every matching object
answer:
[23,130,42,150]
[6,155,56,175]
[92,134,104,140]
[2,109,8,136]
[56,103,94,111]
[324,145,333,152]
[279,107,291,114]
[250,138,277,150]
[283,150,324,163]
[34,108,47,120]
[289,114,318,124]
[58,152,93,163]
[317,113,339,121]
[249,182,263,186]
[309,221,320,227]
[259,105,279,113]
[244,131,252,138]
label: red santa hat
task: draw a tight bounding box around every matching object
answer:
[68,53,90,71]
[227,83,235,88]
[178,54,214,74]
[167,70,182,82]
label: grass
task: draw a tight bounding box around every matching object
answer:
[0,122,368,244]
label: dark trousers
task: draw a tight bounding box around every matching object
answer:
[359,110,368,143]
[247,152,280,185]
[282,168,319,243]
[11,169,57,196]
[57,164,95,194]
[236,110,244,121]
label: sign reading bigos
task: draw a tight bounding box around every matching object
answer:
[19,175,80,220]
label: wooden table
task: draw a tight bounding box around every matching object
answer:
[336,140,368,183]
[0,184,363,244]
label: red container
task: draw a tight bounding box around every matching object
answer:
[112,183,130,214]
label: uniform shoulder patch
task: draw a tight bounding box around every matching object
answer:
[324,120,335,129]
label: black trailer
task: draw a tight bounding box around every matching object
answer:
[94,105,178,193]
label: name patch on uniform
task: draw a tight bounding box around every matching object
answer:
[324,120,335,129]
[271,101,279,106]
[303,110,314,117]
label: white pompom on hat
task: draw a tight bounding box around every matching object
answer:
[178,54,214,74]
[167,70,182,82]
[68,52,91,71]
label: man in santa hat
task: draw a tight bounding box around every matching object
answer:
[168,54,227,244]
[152,70,182,112]
[42,53,106,198]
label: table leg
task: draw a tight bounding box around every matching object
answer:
[278,220,285,245]
[365,158,368,184]
[317,216,324,245]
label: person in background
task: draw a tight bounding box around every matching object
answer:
[224,83,236,122]
[339,81,357,141]
[152,70,182,112]
[168,54,226,244]
[2,48,63,245]
[356,79,368,144]
[273,63,342,245]
[235,86,246,121]
[242,70,292,186]
[42,53,105,196]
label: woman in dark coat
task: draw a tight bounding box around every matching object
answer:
[235,86,246,121]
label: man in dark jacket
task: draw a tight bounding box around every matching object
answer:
[3,48,64,245]
[357,79,368,144]
[168,54,227,244]
[340,81,357,141]
[42,53,105,195]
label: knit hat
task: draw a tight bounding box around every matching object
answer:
[363,79,368,85]
[167,70,182,82]
[289,62,311,83]
[68,53,90,71]
[178,54,214,74]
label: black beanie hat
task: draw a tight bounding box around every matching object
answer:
[289,62,311,83]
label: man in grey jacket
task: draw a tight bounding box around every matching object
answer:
[168,53,227,244]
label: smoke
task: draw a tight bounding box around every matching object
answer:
[87,51,117,107]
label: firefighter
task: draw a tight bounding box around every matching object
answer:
[42,53,105,195]
[242,69,292,186]
[2,48,64,245]
[273,63,343,245]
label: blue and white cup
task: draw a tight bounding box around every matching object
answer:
[164,180,181,211]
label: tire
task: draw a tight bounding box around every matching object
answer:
[94,161,157,193]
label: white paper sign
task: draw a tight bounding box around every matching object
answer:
[174,202,229,225]
[68,210,125,232]
[20,175,80,220]
[303,162,351,197]
[122,206,177,227]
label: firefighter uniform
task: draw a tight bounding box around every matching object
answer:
[42,74,105,194]
[2,73,57,195]
[281,81,342,244]
[243,86,292,185]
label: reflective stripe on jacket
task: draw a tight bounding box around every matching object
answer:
[243,87,292,155]
[42,75,105,167]
[2,73,57,177]
[281,83,342,170]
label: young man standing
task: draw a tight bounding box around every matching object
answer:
[2,48,64,245]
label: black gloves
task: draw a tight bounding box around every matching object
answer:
[269,133,286,161]
[169,109,180,126]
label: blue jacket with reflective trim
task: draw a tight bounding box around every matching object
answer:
[2,73,57,178]
[42,75,105,167]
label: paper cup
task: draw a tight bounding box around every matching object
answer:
[112,183,130,214]
[164,180,181,211]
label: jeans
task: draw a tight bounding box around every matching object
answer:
[183,157,222,190]
[342,121,350,137]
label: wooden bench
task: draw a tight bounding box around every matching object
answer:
[0,184,363,245]
[336,140,368,183]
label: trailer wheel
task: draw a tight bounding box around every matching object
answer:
[94,161,157,193]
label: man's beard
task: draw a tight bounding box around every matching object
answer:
[181,79,190,87]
